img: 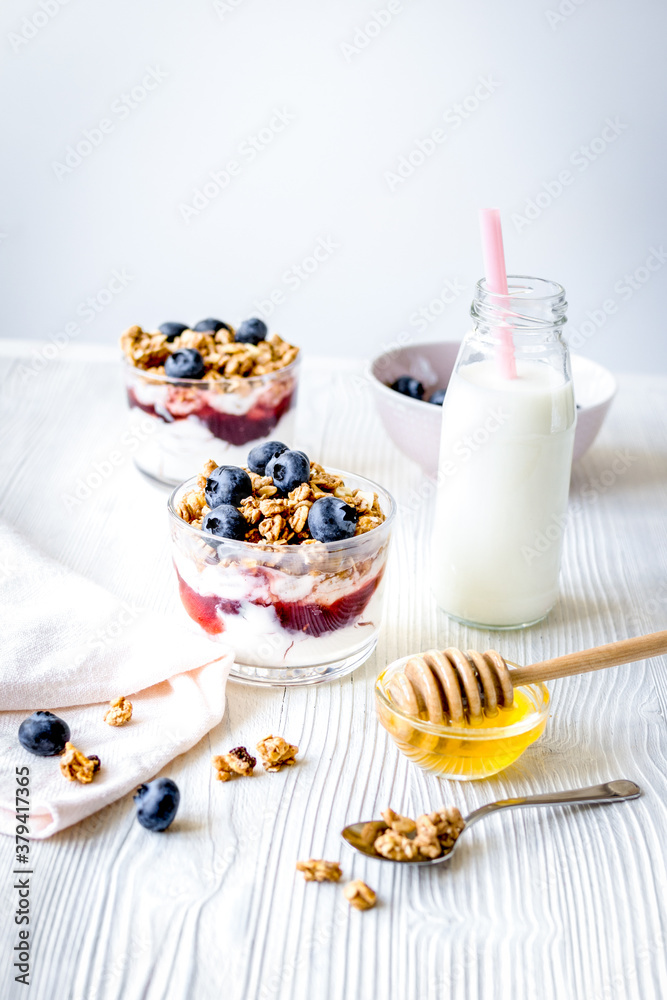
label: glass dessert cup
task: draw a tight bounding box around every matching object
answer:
[376,655,549,780]
[168,470,396,686]
[125,357,300,487]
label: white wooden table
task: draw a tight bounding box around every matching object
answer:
[1,344,666,1000]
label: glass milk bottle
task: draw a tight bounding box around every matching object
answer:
[431,276,576,628]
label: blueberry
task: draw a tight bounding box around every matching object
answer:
[18,711,70,756]
[134,778,180,832]
[205,465,253,507]
[164,349,206,380]
[429,388,447,406]
[266,449,310,494]
[390,376,425,400]
[308,496,358,542]
[202,505,248,541]
[247,440,287,475]
[158,322,189,342]
[192,318,233,334]
[235,317,268,346]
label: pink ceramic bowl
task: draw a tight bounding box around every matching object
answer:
[368,340,617,476]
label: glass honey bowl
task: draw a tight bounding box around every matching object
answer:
[375,655,550,780]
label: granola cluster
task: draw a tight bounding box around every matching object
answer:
[60,743,100,784]
[120,324,299,380]
[212,746,257,782]
[176,458,385,546]
[296,859,342,883]
[256,735,299,771]
[361,805,465,862]
[104,696,133,727]
[343,880,377,911]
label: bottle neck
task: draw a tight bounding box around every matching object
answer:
[470,276,568,347]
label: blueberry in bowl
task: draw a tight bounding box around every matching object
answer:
[18,711,70,756]
[168,448,396,685]
[308,496,358,542]
[134,778,180,832]
[390,376,424,400]
[203,505,248,540]
[204,466,253,507]
[192,318,234,333]
[236,317,268,346]
[247,440,287,475]
[265,449,310,494]
[429,388,447,406]
[164,349,206,380]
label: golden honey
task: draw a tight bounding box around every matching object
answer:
[376,661,549,780]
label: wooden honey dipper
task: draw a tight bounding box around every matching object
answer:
[387,630,667,725]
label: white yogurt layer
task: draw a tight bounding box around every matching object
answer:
[129,407,296,486]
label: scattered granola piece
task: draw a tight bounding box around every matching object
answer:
[343,880,377,911]
[296,859,342,882]
[374,828,420,862]
[256,734,299,771]
[212,746,257,781]
[104,696,133,727]
[59,743,98,784]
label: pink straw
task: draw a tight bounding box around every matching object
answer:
[479,208,516,379]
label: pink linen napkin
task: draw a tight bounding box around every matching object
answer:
[0,523,232,838]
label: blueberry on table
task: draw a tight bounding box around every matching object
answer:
[134,778,180,832]
[390,376,425,400]
[158,322,189,342]
[235,317,268,346]
[203,505,248,541]
[266,449,310,494]
[247,440,287,475]
[192,318,233,333]
[308,496,358,542]
[429,388,447,406]
[164,349,206,380]
[205,465,253,507]
[18,711,70,756]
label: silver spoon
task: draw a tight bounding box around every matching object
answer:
[342,780,641,867]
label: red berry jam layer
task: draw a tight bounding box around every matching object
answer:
[128,385,296,447]
[176,566,384,638]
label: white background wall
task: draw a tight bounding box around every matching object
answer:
[2,0,666,373]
